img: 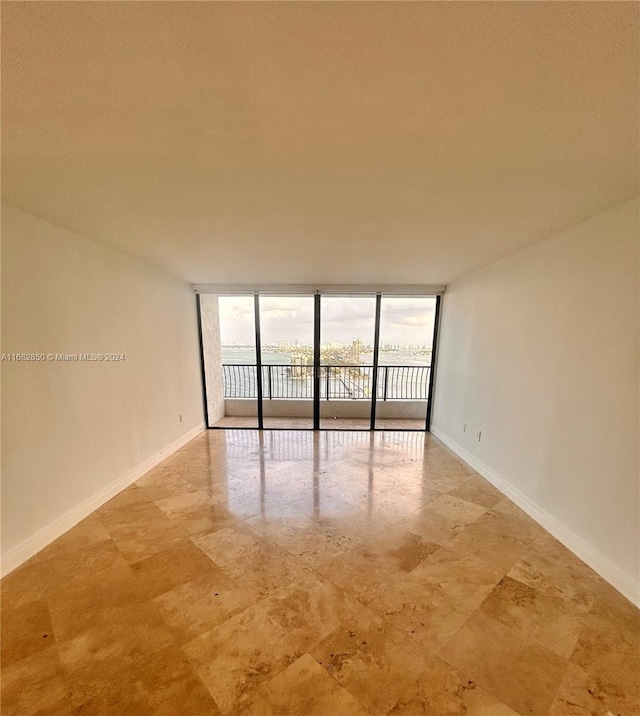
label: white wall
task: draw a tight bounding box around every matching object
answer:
[1,204,205,570]
[432,198,639,603]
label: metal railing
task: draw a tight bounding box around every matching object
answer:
[222,364,430,401]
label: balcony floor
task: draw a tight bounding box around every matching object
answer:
[213,417,426,430]
[2,429,635,716]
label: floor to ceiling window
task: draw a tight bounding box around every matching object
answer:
[200,295,259,428]
[198,289,441,431]
[373,296,438,430]
[259,295,315,429]
[319,296,377,430]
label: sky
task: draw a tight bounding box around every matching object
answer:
[216,296,436,346]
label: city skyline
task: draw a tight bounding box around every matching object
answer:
[221,341,432,350]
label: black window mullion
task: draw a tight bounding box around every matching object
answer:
[254,293,264,429]
[195,294,210,428]
[425,294,442,432]
[370,293,382,430]
[313,293,321,430]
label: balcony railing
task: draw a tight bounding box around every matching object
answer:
[222,364,430,401]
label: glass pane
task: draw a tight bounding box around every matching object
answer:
[374,297,436,430]
[259,296,314,428]
[320,296,376,430]
[210,296,258,428]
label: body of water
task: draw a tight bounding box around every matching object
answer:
[221,347,430,367]
[221,347,431,400]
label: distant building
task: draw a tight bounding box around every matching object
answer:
[346,339,362,363]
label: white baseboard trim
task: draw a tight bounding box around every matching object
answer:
[1,423,205,577]
[430,426,640,607]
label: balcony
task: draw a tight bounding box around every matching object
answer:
[218,364,430,429]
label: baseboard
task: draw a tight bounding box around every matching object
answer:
[430,426,640,607]
[0,423,205,577]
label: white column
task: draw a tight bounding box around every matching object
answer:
[200,295,225,425]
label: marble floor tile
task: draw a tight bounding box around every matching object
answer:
[263,511,383,569]
[286,492,353,519]
[194,524,266,566]
[445,514,530,573]
[388,652,520,716]
[310,609,428,714]
[550,661,639,716]
[250,571,364,656]
[1,599,55,668]
[66,644,220,716]
[440,610,569,716]
[408,546,505,609]
[180,465,229,490]
[153,489,219,518]
[447,474,504,508]
[153,569,263,644]
[0,557,45,610]
[480,576,590,658]
[1,647,76,716]
[32,540,130,595]
[98,497,185,539]
[195,524,312,597]
[95,484,179,517]
[129,537,219,598]
[182,601,298,712]
[569,609,640,690]
[403,506,469,546]
[315,528,441,604]
[368,574,477,651]
[244,511,324,545]
[369,527,442,572]
[133,464,190,488]
[321,480,372,506]
[427,493,488,526]
[35,515,112,562]
[216,491,286,520]
[418,471,473,494]
[482,504,546,544]
[212,416,259,428]
[235,654,369,716]
[1,429,637,716]
[589,579,640,633]
[127,646,222,716]
[104,512,187,564]
[97,497,168,529]
[46,560,146,642]
[351,490,433,523]
[56,601,176,676]
[507,547,602,612]
[492,498,543,529]
[219,542,312,600]
[163,503,242,538]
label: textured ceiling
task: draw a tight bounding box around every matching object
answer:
[2,1,638,285]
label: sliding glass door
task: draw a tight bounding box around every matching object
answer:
[198,290,440,431]
[319,296,377,430]
[259,295,315,429]
[373,296,437,430]
[200,295,259,428]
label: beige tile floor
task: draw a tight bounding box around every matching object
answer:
[2,430,638,716]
